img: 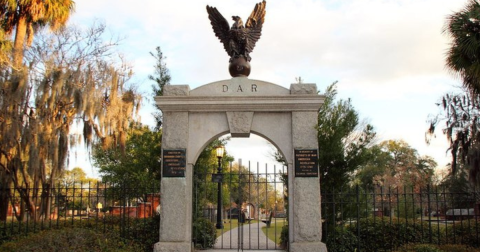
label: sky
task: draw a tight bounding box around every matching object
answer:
[68,0,468,177]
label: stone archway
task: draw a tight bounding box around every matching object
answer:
[154,77,327,252]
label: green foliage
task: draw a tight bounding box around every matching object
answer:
[149,46,171,129]
[193,218,216,249]
[440,172,478,208]
[149,46,171,97]
[354,144,390,189]
[344,217,439,251]
[434,84,480,185]
[0,216,160,252]
[355,140,436,191]
[61,167,87,183]
[437,244,480,252]
[0,29,11,66]
[318,82,376,191]
[0,22,141,221]
[121,215,161,251]
[444,0,480,95]
[396,244,442,252]
[193,138,233,216]
[412,245,441,252]
[97,215,160,250]
[428,88,480,184]
[322,186,371,233]
[396,190,419,219]
[224,164,256,206]
[279,172,289,249]
[429,0,480,184]
[58,167,99,188]
[1,0,74,68]
[395,244,480,252]
[325,227,358,252]
[279,224,289,249]
[444,220,480,248]
[93,123,161,191]
[195,138,233,174]
[327,217,480,252]
[0,228,143,252]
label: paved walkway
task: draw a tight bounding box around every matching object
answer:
[204,221,284,251]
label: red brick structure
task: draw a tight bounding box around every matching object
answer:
[109,193,160,218]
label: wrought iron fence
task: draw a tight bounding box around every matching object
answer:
[0,181,160,251]
[321,185,480,251]
[193,161,287,250]
[5,180,480,251]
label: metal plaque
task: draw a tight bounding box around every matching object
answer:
[294,149,319,177]
[212,173,224,183]
[163,149,186,177]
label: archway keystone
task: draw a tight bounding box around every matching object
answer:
[154,77,327,252]
[226,112,254,137]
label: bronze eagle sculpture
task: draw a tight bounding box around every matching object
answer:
[206,1,266,63]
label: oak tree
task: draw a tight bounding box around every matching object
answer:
[0,22,141,220]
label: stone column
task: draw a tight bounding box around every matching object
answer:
[290,84,327,252]
[154,86,192,252]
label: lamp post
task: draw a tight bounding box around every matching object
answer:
[215,145,225,229]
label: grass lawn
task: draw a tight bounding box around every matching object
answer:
[261,218,285,244]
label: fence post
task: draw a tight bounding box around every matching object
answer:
[356,184,360,251]
[427,185,432,244]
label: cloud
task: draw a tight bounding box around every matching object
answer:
[70,0,463,87]
[68,0,471,170]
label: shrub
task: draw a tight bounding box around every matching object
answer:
[437,244,480,252]
[343,217,440,251]
[325,227,358,252]
[395,243,480,252]
[396,244,442,252]
[412,244,442,252]
[280,224,288,249]
[124,215,160,251]
[0,215,160,251]
[193,218,216,249]
[0,227,142,252]
[442,220,480,248]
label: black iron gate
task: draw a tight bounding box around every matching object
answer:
[193,160,287,251]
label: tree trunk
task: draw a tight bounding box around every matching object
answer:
[41,183,51,220]
[13,16,27,69]
[0,185,10,221]
[14,187,37,221]
[0,172,12,220]
[16,198,25,221]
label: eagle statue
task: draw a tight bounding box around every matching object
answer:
[206,1,266,77]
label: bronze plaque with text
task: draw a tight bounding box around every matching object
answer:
[163,149,186,177]
[294,149,319,177]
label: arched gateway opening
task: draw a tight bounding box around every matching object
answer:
[193,133,287,250]
[154,78,328,252]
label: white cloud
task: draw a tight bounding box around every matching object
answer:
[68,0,471,172]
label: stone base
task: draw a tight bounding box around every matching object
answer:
[154,241,191,252]
[290,241,328,252]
